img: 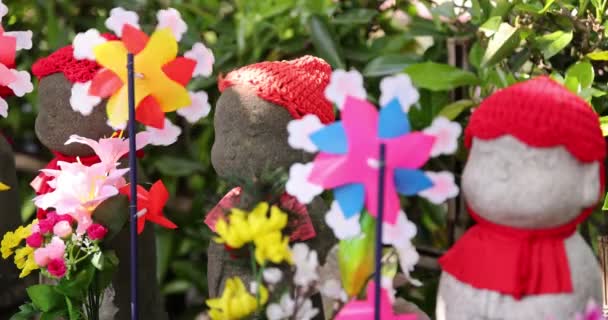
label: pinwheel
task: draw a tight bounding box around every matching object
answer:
[335,283,416,320]
[119,180,177,234]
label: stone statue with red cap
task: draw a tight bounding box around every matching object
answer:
[436,76,605,319]
[205,56,336,300]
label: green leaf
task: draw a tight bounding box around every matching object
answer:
[566,61,594,88]
[481,23,520,67]
[600,116,608,137]
[65,297,80,320]
[10,303,40,320]
[92,195,128,240]
[587,51,608,60]
[91,251,104,270]
[479,16,502,36]
[154,156,205,177]
[26,285,65,312]
[308,15,345,69]
[564,76,579,94]
[490,0,514,18]
[161,280,193,295]
[40,309,68,320]
[55,266,94,299]
[535,30,573,60]
[362,55,419,77]
[332,9,377,24]
[95,251,119,293]
[539,0,556,13]
[404,62,479,91]
[469,42,483,69]
[438,100,476,120]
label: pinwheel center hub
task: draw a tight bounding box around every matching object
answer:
[134,72,145,79]
[367,157,381,169]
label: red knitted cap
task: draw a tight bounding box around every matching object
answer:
[465,76,606,164]
[218,55,335,124]
[31,34,118,83]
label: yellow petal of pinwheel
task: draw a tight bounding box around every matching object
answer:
[0,182,10,191]
[93,41,128,81]
[106,84,151,128]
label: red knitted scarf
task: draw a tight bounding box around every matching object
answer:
[438,207,593,299]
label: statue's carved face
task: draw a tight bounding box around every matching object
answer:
[462,135,600,228]
[36,74,114,157]
[211,85,307,180]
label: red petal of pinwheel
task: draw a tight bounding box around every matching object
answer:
[162,57,196,86]
[136,95,165,129]
[122,24,149,55]
[137,215,146,234]
[147,215,177,230]
[0,35,16,67]
[89,69,123,98]
[148,180,169,216]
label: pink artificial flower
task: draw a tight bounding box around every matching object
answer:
[156,8,188,41]
[64,133,149,170]
[47,258,67,278]
[37,216,56,234]
[53,221,73,238]
[33,236,66,267]
[87,223,108,240]
[26,232,43,248]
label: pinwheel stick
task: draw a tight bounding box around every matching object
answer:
[374,143,387,320]
[127,53,139,320]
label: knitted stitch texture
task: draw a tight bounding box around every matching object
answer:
[465,76,606,163]
[31,34,118,83]
[218,55,335,124]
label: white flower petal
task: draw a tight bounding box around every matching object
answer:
[383,211,417,246]
[4,31,33,50]
[184,43,214,77]
[7,70,33,97]
[145,118,182,146]
[285,162,323,204]
[394,243,421,286]
[107,119,126,131]
[105,7,140,37]
[176,91,211,123]
[266,294,295,320]
[424,117,462,156]
[0,1,7,21]
[70,81,101,116]
[0,97,7,118]
[325,201,361,240]
[295,298,319,320]
[379,74,419,112]
[262,268,283,284]
[73,29,107,60]
[418,171,459,204]
[320,279,344,300]
[324,69,366,110]
[287,114,324,153]
[156,8,187,42]
[291,243,319,287]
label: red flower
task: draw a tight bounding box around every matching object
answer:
[26,232,43,248]
[86,224,108,240]
[47,258,67,278]
[119,180,177,234]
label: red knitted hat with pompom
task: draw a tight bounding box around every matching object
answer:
[218,55,335,124]
[465,76,606,164]
[31,34,118,83]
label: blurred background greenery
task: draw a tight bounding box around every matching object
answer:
[4,0,608,318]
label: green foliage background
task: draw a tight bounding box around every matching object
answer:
[4,0,608,318]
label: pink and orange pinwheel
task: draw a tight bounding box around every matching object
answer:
[120,180,177,234]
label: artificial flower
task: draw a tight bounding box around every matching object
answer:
[291,243,319,287]
[7,69,33,97]
[1,224,31,259]
[287,114,325,153]
[5,31,33,50]
[206,277,268,320]
[383,212,421,285]
[177,91,211,123]
[262,267,283,284]
[0,98,6,118]
[185,42,215,77]
[145,118,182,146]
[33,236,65,267]
[423,117,462,157]
[119,180,177,234]
[65,133,150,169]
[13,246,33,269]
[324,69,367,109]
[53,221,73,238]
[105,7,139,37]
[73,29,107,61]
[339,212,375,297]
[418,171,459,204]
[86,223,108,240]
[70,81,102,115]
[156,8,187,42]
[320,279,348,302]
[266,293,295,320]
[18,251,38,278]
[0,1,7,20]
[253,231,292,266]
[47,258,67,278]
[325,201,361,240]
[379,74,419,112]
[285,162,323,204]
[26,232,43,248]
[294,298,319,320]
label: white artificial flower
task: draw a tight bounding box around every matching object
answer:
[99,286,119,320]
[5,31,33,50]
[73,29,107,60]
[295,298,319,320]
[292,243,319,287]
[325,201,361,240]
[320,279,348,302]
[285,162,323,204]
[418,171,459,204]
[394,243,422,286]
[176,91,211,123]
[383,211,417,247]
[379,74,419,112]
[324,69,366,110]
[7,70,33,97]
[70,81,101,116]
[287,114,324,153]
[266,293,295,320]
[145,118,182,146]
[184,43,214,77]
[381,275,396,303]
[263,268,283,284]
[424,117,462,156]
[0,1,7,21]
[105,7,140,37]
[156,8,187,41]
[0,97,7,118]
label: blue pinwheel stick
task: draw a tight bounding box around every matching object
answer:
[374,143,386,320]
[127,53,139,320]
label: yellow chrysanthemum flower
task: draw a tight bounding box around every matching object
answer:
[254,231,292,266]
[19,251,39,278]
[14,246,33,269]
[14,224,32,239]
[207,277,268,320]
[1,231,21,259]
[214,202,288,250]
[0,182,10,191]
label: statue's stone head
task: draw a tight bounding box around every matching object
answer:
[211,56,335,179]
[461,77,605,228]
[32,45,114,157]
